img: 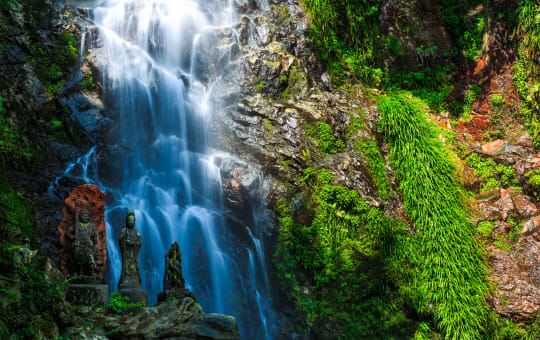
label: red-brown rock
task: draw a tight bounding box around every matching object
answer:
[475,188,538,221]
[488,237,540,320]
[498,189,514,220]
[482,139,506,154]
[458,114,491,141]
[513,193,538,219]
[58,184,107,279]
[522,216,540,241]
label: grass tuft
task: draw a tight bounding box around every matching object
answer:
[378,93,489,339]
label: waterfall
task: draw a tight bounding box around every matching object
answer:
[53,0,277,338]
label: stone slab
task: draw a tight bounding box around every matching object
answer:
[67,283,109,306]
[119,288,148,306]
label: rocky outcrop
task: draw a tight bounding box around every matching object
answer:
[217,0,402,216]
[63,297,240,340]
[214,0,540,332]
[488,236,540,320]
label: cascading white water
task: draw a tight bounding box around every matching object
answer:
[51,0,278,338]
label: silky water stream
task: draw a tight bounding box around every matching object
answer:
[50,1,276,338]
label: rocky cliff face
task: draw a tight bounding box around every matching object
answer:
[1,0,539,338]
[217,0,540,337]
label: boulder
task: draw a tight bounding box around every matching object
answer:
[102,298,239,340]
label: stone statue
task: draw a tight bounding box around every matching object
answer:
[118,209,147,305]
[158,241,195,303]
[12,238,37,270]
[58,185,109,306]
[163,241,185,290]
[58,184,107,281]
[67,206,99,277]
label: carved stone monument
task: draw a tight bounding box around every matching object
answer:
[118,209,148,305]
[158,241,196,303]
[58,184,107,280]
[58,184,109,305]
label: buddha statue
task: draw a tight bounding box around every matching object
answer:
[118,209,147,305]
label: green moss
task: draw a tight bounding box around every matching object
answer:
[466,153,518,191]
[282,65,303,100]
[263,118,274,134]
[80,72,95,92]
[378,93,489,339]
[0,176,33,247]
[304,123,316,138]
[525,169,540,191]
[107,292,145,313]
[490,94,505,108]
[315,121,345,154]
[477,220,494,239]
[462,83,481,118]
[514,0,540,147]
[256,81,266,90]
[347,114,365,136]
[274,168,414,337]
[494,239,511,251]
[354,139,390,199]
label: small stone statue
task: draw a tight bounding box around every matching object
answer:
[158,241,195,303]
[163,241,185,290]
[67,206,99,277]
[118,209,147,305]
[12,238,37,270]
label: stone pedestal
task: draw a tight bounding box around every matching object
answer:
[67,284,109,306]
[157,288,196,304]
[119,288,148,305]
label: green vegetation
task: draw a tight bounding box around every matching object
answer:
[354,138,390,199]
[256,81,266,90]
[378,94,489,338]
[462,83,481,118]
[80,72,95,92]
[281,65,303,100]
[0,176,66,339]
[347,114,365,135]
[108,292,145,313]
[514,0,540,147]
[263,118,274,134]
[494,239,512,251]
[315,121,345,154]
[0,0,20,7]
[466,153,518,191]
[525,169,540,193]
[26,30,77,97]
[275,168,414,337]
[302,0,383,86]
[477,220,495,239]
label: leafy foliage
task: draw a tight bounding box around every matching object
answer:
[514,0,540,147]
[466,153,518,191]
[0,176,66,339]
[354,138,390,199]
[302,0,383,86]
[378,93,489,339]
[274,168,415,337]
[108,292,145,313]
[315,121,345,154]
